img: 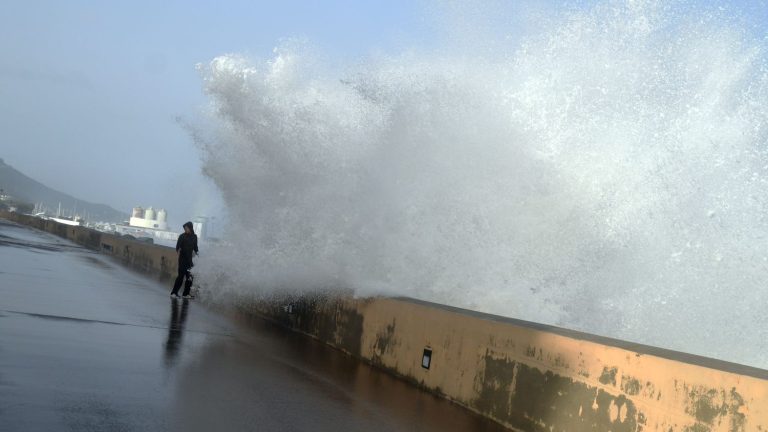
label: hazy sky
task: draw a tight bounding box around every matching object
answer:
[0,0,431,225]
[0,0,764,226]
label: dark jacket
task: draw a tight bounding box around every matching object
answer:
[176,232,198,265]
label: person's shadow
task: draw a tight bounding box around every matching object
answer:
[164,299,189,367]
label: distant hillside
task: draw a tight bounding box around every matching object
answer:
[0,158,127,222]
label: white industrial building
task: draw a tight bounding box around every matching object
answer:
[129,206,169,230]
[113,206,178,247]
[112,206,210,247]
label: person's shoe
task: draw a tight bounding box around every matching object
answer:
[182,295,195,299]
[170,293,180,299]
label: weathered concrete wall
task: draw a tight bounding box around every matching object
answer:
[252,290,768,432]
[1,211,178,280]
[4,211,767,431]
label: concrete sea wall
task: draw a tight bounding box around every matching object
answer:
[3,211,767,432]
[1,211,179,281]
[258,296,768,432]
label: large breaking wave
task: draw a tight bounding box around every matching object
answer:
[193,1,768,367]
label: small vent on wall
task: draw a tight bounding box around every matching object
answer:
[422,348,432,370]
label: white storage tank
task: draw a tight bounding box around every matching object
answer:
[156,209,167,223]
[132,206,144,218]
[144,207,156,221]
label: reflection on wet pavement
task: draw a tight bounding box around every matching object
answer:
[164,299,189,367]
[0,219,509,431]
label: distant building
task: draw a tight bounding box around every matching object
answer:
[192,216,209,240]
[129,206,169,231]
[114,205,177,247]
[111,206,211,247]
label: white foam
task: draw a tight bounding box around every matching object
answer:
[193,1,768,368]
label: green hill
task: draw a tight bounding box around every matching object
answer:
[0,158,127,222]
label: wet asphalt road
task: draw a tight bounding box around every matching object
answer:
[0,220,509,432]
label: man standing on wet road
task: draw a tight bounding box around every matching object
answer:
[170,221,199,299]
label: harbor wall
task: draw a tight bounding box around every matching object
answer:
[1,211,178,280]
[3,210,767,432]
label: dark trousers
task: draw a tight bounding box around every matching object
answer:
[171,261,194,296]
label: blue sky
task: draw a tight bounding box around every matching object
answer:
[0,0,765,225]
